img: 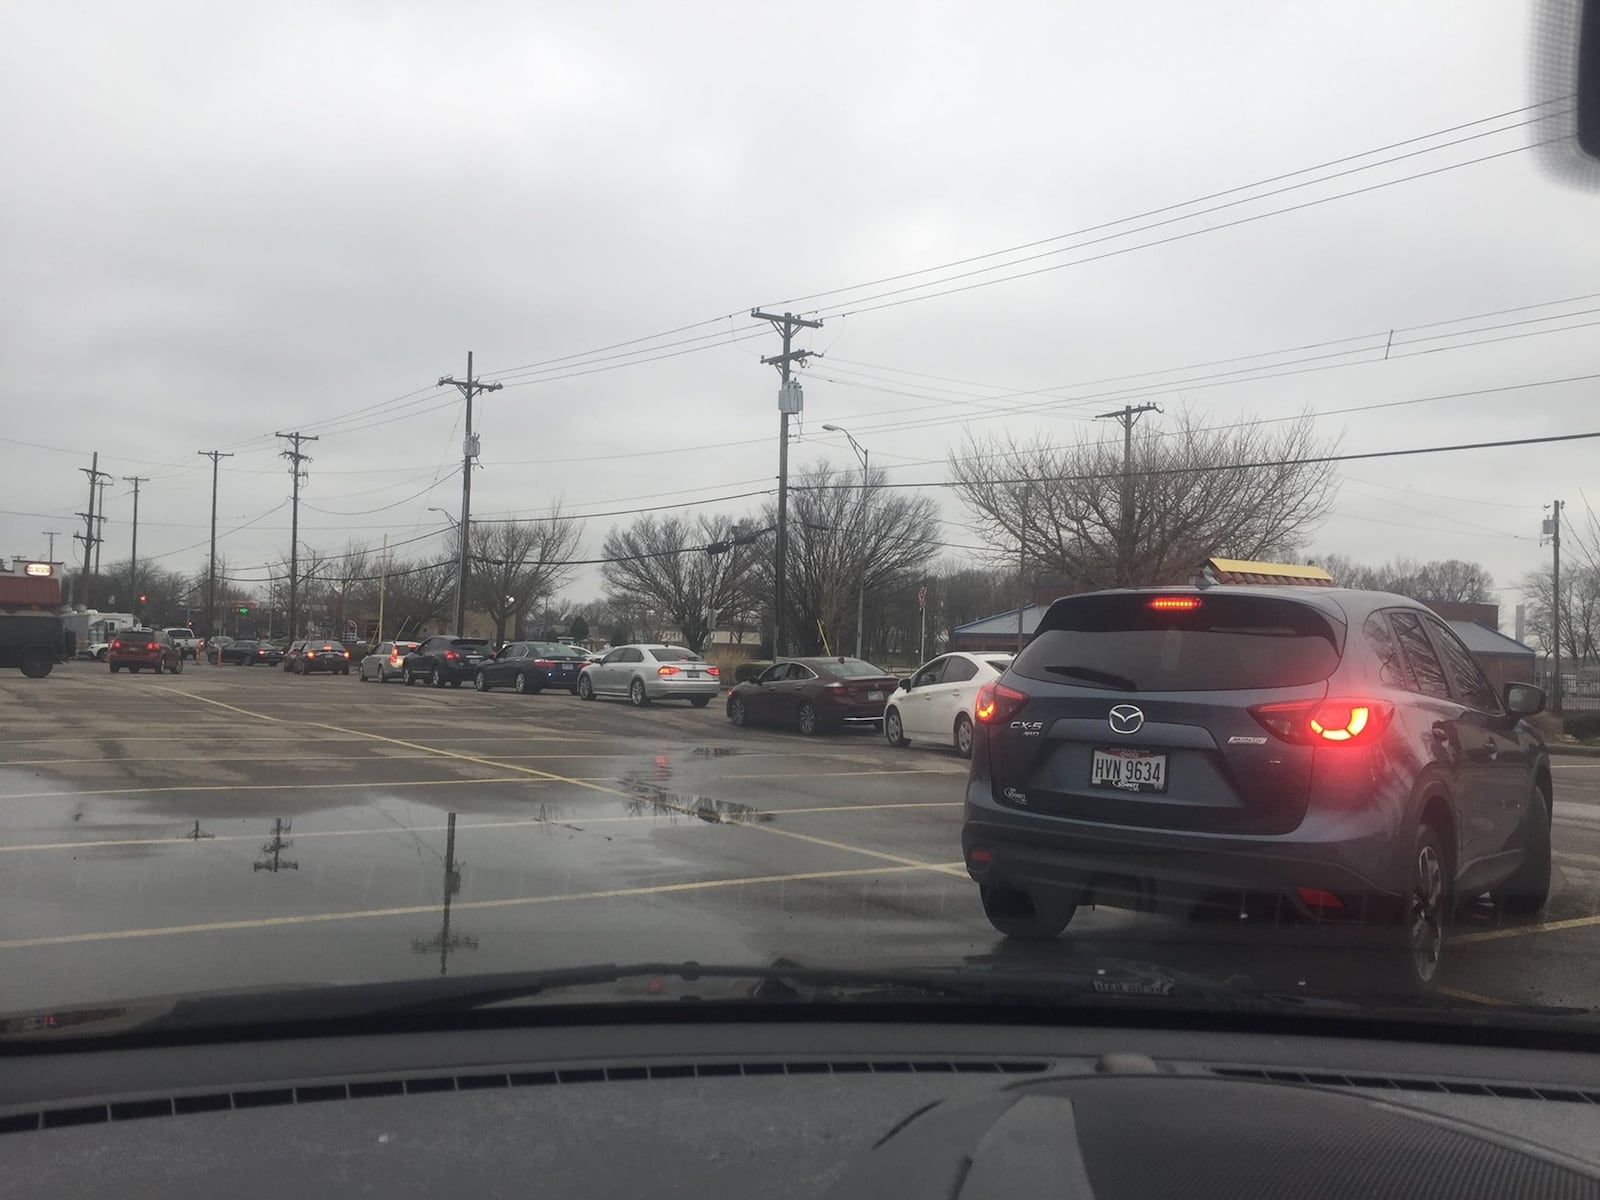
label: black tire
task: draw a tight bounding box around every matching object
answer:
[728,696,747,727]
[359,665,371,682]
[629,677,650,707]
[578,674,595,701]
[430,666,443,688]
[403,669,416,686]
[340,666,350,676]
[110,664,121,674]
[129,667,141,674]
[172,657,183,675]
[980,885,1077,940]
[19,648,53,678]
[449,679,462,688]
[954,713,975,759]
[690,695,711,708]
[1380,823,1451,993]
[513,672,530,695]
[884,707,909,747]
[95,648,108,662]
[474,671,491,692]
[1501,781,1553,916]
[796,701,819,736]
[152,659,163,676]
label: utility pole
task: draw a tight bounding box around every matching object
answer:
[752,310,823,656]
[41,530,60,563]
[122,476,148,621]
[75,453,110,609]
[276,432,318,640]
[1547,499,1565,715]
[1094,402,1160,585]
[437,352,502,635]
[412,812,478,976]
[92,477,110,594]
[1016,481,1032,653]
[377,533,389,643]
[197,451,233,640]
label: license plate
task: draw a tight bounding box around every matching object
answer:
[866,689,883,701]
[1090,748,1167,794]
[687,671,702,678]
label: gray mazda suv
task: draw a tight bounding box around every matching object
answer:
[962,586,1552,991]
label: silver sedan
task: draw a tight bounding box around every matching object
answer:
[575,644,721,707]
[358,640,420,683]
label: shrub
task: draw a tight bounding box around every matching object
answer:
[735,660,772,684]
[1564,712,1600,742]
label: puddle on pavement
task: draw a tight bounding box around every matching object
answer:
[687,747,748,759]
[619,779,773,825]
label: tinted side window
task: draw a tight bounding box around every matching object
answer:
[1426,616,1500,712]
[912,658,947,688]
[621,648,643,664]
[758,664,788,684]
[1362,613,1412,690]
[943,658,979,684]
[791,664,818,681]
[1389,611,1451,700]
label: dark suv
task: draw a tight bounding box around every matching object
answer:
[962,587,1552,991]
[402,636,492,688]
[107,628,184,675]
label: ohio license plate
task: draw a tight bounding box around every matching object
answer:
[687,671,702,678]
[1090,748,1167,794]
[866,689,884,701]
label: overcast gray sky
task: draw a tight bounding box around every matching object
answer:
[4,1,1596,619]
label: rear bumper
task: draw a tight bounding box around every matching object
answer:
[819,700,886,726]
[962,782,1408,921]
[300,658,351,672]
[645,676,722,700]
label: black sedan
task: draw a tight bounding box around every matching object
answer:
[473,641,588,694]
[211,639,259,665]
[291,640,352,675]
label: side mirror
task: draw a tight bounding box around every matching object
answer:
[1504,682,1546,718]
[899,677,912,692]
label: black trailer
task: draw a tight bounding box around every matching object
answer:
[0,612,73,677]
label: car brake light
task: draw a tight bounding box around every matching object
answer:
[445,650,458,660]
[534,659,557,668]
[975,682,1028,723]
[1249,699,1393,745]
[658,665,680,676]
[146,642,159,651]
[342,650,350,658]
[306,651,316,658]
[1149,595,1202,611]
[111,640,122,650]
[1297,887,1343,911]
[706,666,720,676]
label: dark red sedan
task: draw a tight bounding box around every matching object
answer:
[726,657,900,736]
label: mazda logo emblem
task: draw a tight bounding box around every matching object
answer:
[1108,704,1145,735]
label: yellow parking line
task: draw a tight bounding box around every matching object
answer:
[0,801,964,854]
[167,691,284,723]
[0,864,933,951]
[0,777,544,801]
[1455,914,1600,944]
[1437,986,1511,1007]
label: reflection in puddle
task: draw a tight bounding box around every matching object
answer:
[620,779,773,825]
[252,818,298,873]
[688,747,746,759]
[411,812,478,976]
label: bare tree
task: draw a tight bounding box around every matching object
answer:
[467,513,583,642]
[764,461,941,657]
[601,514,764,654]
[1316,555,1494,604]
[322,542,377,638]
[949,409,1338,589]
[1521,564,1600,664]
[383,556,457,640]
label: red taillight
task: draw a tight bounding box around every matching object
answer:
[305,651,316,658]
[1149,595,1202,611]
[146,642,159,651]
[533,659,557,668]
[1297,887,1344,911]
[975,682,1028,724]
[706,666,720,677]
[258,649,266,655]
[444,650,458,660]
[968,847,992,865]
[658,665,680,676]
[110,640,122,650]
[1250,699,1393,745]
[342,650,350,658]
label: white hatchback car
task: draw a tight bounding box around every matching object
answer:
[884,651,1015,758]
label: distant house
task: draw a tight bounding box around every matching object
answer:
[950,604,1048,652]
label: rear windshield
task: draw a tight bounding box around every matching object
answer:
[232,640,257,649]
[821,658,890,678]
[530,643,585,657]
[1014,593,1343,692]
[451,639,489,649]
[651,648,704,662]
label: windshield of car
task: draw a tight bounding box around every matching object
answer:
[1013,594,1344,691]
[5,5,1596,1048]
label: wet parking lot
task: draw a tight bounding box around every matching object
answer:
[7,661,1600,1015]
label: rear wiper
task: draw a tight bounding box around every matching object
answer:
[1044,665,1137,690]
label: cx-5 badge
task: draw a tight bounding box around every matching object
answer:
[1108,704,1145,735]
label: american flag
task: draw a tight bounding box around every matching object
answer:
[917,586,927,610]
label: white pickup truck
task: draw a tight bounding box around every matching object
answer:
[164,627,201,660]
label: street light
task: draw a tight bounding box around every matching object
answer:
[822,424,870,660]
[428,506,459,529]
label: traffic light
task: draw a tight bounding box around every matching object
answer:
[139,594,147,604]
[237,606,249,615]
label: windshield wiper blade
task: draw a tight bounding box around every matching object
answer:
[1044,665,1137,689]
